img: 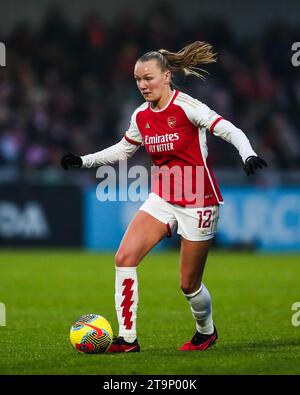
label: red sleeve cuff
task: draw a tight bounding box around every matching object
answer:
[124,134,142,146]
[209,117,223,134]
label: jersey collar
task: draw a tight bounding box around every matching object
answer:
[149,89,178,113]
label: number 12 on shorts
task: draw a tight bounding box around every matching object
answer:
[197,207,219,234]
[197,209,212,229]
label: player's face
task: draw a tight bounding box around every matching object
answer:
[134,60,171,102]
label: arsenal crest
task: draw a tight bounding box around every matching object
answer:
[167,116,176,128]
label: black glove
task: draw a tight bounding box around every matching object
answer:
[243,156,268,176]
[60,153,83,170]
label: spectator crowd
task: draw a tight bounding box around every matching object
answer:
[0,3,300,185]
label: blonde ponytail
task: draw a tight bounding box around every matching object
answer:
[138,41,217,80]
[158,41,217,80]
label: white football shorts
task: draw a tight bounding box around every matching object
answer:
[139,192,219,241]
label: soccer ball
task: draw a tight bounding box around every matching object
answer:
[70,313,113,353]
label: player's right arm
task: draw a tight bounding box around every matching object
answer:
[61,110,143,170]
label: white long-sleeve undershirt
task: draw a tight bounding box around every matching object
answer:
[212,119,257,163]
[81,137,139,168]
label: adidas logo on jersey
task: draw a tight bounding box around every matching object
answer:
[145,123,150,129]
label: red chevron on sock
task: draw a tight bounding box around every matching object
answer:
[121,278,134,330]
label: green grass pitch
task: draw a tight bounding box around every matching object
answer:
[0,249,299,375]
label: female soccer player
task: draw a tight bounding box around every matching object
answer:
[61,41,267,352]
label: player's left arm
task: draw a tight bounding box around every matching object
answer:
[209,116,267,175]
[193,102,268,175]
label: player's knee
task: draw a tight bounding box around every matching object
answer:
[180,280,200,296]
[115,250,137,267]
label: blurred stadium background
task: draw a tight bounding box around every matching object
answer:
[0,0,299,252]
[1,0,300,376]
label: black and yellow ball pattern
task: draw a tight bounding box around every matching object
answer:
[70,314,113,354]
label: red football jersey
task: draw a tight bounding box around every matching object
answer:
[124,90,224,207]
